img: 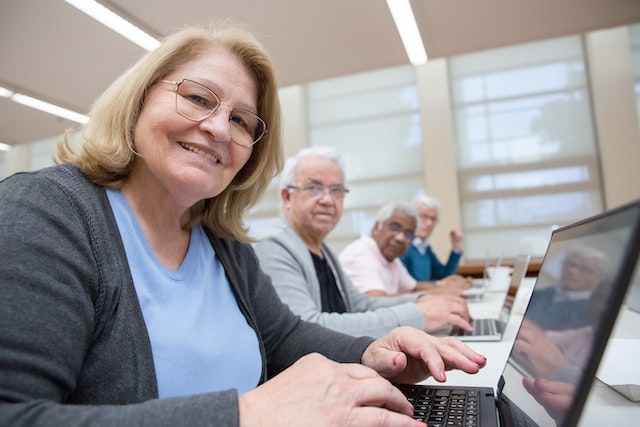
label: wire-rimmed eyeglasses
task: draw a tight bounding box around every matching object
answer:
[287,184,349,200]
[161,79,267,147]
[387,221,415,242]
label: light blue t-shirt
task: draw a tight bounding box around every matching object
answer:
[107,189,261,398]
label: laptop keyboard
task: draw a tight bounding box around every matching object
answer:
[398,384,480,427]
[453,318,498,337]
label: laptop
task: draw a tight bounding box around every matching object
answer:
[625,258,640,314]
[451,255,531,342]
[397,199,640,427]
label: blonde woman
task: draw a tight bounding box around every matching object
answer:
[0,24,485,427]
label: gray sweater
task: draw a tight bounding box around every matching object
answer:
[254,219,425,338]
[0,164,373,427]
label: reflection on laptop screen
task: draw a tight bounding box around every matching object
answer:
[499,203,640,426]
[625,261,640,314]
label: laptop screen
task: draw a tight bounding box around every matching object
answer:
[625,260,640,314]
[498,201,640,427]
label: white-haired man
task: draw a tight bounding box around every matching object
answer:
[254,147,472,337]
[401,195,466,285]
[339,201,471,298]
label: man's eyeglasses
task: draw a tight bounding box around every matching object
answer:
[387,221,415,242]
[419,213,439,223]
[161,79,267,147]
[287,184,349,200]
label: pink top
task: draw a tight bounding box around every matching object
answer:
[339,235,417,294]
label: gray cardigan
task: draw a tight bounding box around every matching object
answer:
[254,219,425,338]
[0,164,373,427]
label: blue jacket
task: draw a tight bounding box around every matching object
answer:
[401,244,462,281]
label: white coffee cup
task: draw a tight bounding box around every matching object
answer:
[486,266,513,289]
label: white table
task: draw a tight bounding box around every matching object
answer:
[419,278,640,426]
[579,307,640,426]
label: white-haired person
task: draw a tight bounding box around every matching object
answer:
[400,195,471,291]
[339,201,471,297]
[255,146,474,339]
[0,24,485,427]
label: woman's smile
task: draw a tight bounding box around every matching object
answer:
[179,142,222,164]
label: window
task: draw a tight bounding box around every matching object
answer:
[29,136,59,171]
[449,35,604,260]
[246,65,426,252]
[306,65,425,253]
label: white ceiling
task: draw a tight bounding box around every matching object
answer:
[1,0,639,146]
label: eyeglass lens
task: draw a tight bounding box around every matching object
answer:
[388,221,415,241]
[312,185,347,199]
[291,184,348,199]
[173,79,266,146]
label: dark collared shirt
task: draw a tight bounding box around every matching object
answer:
[310,251,347,313]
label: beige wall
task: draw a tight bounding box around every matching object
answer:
[279,85,309,159]
[415,59,463,262]
[3,142,30,177]
[587,26,640,210]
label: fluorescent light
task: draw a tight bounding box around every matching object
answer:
[386,0,428,65]
[65,0,160,51]
[1,85,88,124]
[12,93,89,124]
[0,142,10,151]
[0,87,14,98]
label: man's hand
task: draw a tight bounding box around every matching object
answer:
[416,293,473,332]
[522,377,576,422]
[513,320,570,378]
[450,230,464,253]
[429,275,473,295]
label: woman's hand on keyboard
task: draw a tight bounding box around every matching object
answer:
[360,326,487,384]
[238,352,426,427]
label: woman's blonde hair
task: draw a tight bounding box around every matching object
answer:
[56,23,282,242]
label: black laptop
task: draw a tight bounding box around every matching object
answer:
[397,199,640,427]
